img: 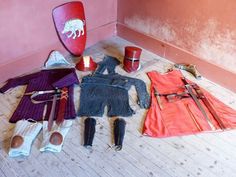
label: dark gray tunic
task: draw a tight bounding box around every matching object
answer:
[77,56,150,117]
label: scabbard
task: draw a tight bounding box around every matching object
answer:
[185,103,202,131]
[48,94,58,131]
[182,77,216,131]
[56,87,68,126]
[193,85,226,130]
[154,87,163,110]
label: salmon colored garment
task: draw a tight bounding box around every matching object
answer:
[143,70,236,138]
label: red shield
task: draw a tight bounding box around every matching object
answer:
[52,2,86,56]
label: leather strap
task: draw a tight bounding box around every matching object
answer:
[185,103,202,131]
[153,87,163,110]
[56,87,68,126]
[26,90,60,104]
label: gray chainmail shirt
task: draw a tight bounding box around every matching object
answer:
[77,56,150,117]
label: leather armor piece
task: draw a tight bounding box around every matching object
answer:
[84,117,96,147]
[113,118,126,151]
[10,135,24,149]
[49,132,63,145]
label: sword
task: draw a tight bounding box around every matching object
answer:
[181,77,216,131]
[192,84,226,130]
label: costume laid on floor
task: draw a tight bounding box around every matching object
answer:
[0,51,79,157]
[77,55,150,117]
[0,68,79,123]
[143,70,236,138]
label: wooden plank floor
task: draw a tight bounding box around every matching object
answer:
[1,36,236,177]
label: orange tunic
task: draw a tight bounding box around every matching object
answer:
[143,70,236,138]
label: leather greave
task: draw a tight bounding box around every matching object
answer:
[113,118,126,151]
[84,117,96,147]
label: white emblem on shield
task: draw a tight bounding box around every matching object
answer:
[61,19,85,39]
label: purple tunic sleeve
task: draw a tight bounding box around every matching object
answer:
[0,72,39,93]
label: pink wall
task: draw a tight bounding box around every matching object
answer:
[117,0,236,74]
[1,0,236,92]
[0,0,117,82]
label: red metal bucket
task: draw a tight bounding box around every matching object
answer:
[123,46,142,73]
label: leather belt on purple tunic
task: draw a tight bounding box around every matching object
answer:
[25,89,61,104]
[25,88,68,130]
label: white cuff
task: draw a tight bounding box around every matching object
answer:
[40,120,72,153]
[9,119,42,157]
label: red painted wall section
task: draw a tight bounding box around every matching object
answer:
[0,0,117,82]
[118,0,236,74]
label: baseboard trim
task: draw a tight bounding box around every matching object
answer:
[117,23,236,92]
[87,22,116,47]
[0,22,116,83]
[1,22,236,92]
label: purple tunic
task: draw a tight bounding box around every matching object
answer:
[0,68,79,123]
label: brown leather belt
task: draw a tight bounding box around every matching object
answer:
[26,88,68,130]
[25,89,61,104]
